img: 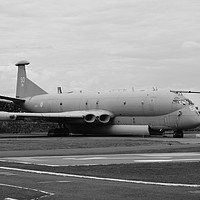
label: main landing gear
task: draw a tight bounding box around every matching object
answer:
[48,123,70,137]
[173,130,184,138]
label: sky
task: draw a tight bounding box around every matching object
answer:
[0,0,200,106]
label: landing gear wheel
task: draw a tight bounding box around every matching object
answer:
[47,129,55,137]
[47,127,70,137]
[173,130,184,138]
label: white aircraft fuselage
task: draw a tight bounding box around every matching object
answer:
[0,60,199,138]
[22,89,200,136]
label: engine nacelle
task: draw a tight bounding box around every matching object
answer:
[82,110,113,124]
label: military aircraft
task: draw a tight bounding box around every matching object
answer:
[0,60,199,138]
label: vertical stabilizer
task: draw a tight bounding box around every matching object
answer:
[15,60,48,98]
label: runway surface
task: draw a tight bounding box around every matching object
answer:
[0,136,200,199]
[1,152,200,166]
[1,165,200,200]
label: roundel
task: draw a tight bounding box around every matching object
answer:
[40,102,44,107]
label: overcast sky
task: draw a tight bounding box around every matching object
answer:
[0,0,200,105]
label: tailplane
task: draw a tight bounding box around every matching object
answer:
[15,60,48,98]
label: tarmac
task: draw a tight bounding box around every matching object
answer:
[0,134,200,200]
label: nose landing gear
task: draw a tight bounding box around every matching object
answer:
[47,123,70,137]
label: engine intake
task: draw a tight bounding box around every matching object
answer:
[84,114,96,123]
[98,114,111,123]
[82,110,114,124]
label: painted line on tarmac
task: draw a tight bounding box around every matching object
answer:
[0,183,54,199]
[0,172,18,176]
[134,158,200,163]
[0,159,98,167]
[39,180,71,184]
[0,166,200,188]
[0,159,61,167]
[134,160,173,163]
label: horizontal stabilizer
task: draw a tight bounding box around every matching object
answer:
[0,95,25,103]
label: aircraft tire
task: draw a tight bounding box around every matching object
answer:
[173,130,184,138]
[47,128,70,137]
[149,127,164,135]
[47,129,55,137]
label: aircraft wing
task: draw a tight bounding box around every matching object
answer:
[0,110,114,124]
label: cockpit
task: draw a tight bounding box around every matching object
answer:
[172,97,194,106]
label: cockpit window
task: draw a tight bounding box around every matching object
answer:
[172,97,194,105]
[172,97,181,104]
[185,98,194,105]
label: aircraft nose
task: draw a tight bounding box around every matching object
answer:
[192,115,200,127]
[186,113,200,129]
[177,110,200,130]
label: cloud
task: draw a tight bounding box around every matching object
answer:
[182,41,200,50]
[0,0,200,106]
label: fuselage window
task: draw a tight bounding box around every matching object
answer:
[172,97,180,104]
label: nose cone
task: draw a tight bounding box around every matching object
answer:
[178,111,200,129]
[190,115,200,128]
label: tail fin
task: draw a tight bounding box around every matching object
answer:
[15,60,48,98]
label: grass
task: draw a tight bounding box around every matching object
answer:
[0,136,181,151]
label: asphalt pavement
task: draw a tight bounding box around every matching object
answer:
[0,166,200,200]
[0,135,200,199]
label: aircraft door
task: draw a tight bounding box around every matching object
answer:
[143,96,155,115]
[48,99,54,112]
[171,97,179,112]
[149,98,155,112]
[47,99,63,112]
[164,116,169,126]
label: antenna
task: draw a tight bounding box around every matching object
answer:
[15,60,30,67]
[57,87,62,94]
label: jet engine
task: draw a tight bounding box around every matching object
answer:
[82,110,113,124]
[98,114,111,123]
[83,114,96,123]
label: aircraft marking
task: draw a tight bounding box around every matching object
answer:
[40,102,43,107]
[0,172,18,176]
[39,180,71,184]
[20,77,25,87]
[0,166,200,188]
[63,157,108,160]
[134,160,172,163]
[0,182,54,199]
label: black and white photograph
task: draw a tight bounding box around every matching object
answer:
[0,0,200,199]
